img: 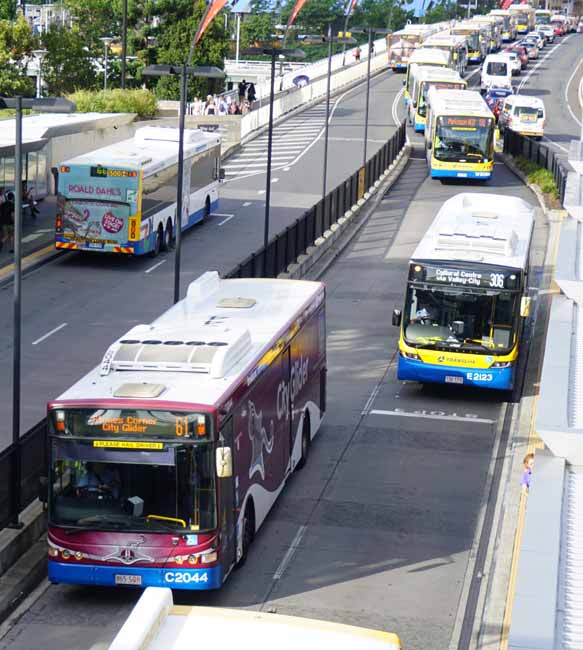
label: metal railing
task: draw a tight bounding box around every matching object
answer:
[227,120,407,279]
[503,129,570,205]
[0,420,46,529]
[0,120,407,530]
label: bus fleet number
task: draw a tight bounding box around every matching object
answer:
[164,571,209,584]
[466,372,493,382]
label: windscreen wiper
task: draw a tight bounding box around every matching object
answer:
[75,515,127,528]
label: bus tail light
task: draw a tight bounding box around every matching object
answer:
[55,213,63,233]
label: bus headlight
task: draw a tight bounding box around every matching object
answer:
[200,550,218,564]
[402,350,420,361]
[48,547,59,558]
[491,361,512,368]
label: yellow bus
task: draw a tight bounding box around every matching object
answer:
[509,4,536,35]
[424,88,495,180]
[403,47,451,106]
[408,66,467,132]
[489,9,517,42]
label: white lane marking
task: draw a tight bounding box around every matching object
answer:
[218,215,235,226]
[243,201,252,207]
[211,213,235,218]
[21,233,44,243]
[32,322,68,346]
[273,525,307,581]
[283,167,291,171]
[391,87,404,127]
[145,259,166,274]
[271,178,279,184]
[564,55,583,127]
[362,382,383,416]
[258,189,266,195]
[224,159,290,168]
[542,136,569,153]
[517,37,564,94]
[368,409,494,424]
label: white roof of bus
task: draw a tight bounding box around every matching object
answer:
[414,66,465,84]
[411,193,535,269]
[408,48,450,64]
[489,9,511,15]
[60,126,220,176]
[424,33,468,47]
[54,273,324,409]
[427,88,492,118]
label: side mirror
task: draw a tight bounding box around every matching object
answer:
[412,100,418,108]
[402,79,406,86]
[216,446,233,478]
[219,168,226,180]
[392,308,402,327]
[38,476,48,504]
[451,320,465,337]
[427,140,432,150]
[520,296,532,318]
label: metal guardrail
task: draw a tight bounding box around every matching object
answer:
[503,129,570,205]
[0,120,407,530]
[0,420,46,529]
[227,120,407,279]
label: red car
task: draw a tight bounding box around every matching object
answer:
[553,23,565,36]
[506,45,528,69]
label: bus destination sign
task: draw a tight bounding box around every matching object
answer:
[90,166,137,178]
[441,116,490,129]
[422,265,519,289]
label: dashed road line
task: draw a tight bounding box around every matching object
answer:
[32,322,68,346]
[144,259,166,274]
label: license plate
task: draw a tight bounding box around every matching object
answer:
[115,574,142,586]
[445,376,463,384]
[85,242,104,249]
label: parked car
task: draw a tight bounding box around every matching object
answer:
[485,87,514,121]
[520,40,540,59]
[498,95,545,139]
[538,25,555,43]
[507,45,528,69]
[501,51,521,76]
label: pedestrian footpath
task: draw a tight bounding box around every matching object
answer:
[222,103,329,180]
[0,195,56,272]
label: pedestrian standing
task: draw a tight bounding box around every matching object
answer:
[354,46,361,63]
[247,82,256,104]
[204,95,217,115]
[238,79,247,103]
[521,452,535,495]
[0,191,15,253]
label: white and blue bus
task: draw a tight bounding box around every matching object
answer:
[55,126,221,257]
[391,193,535,390]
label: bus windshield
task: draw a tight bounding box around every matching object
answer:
[50,439,217,533]
[403,286,517,352]
[536,14,550,24]
[463,33,479,51]
[434,116,493,162]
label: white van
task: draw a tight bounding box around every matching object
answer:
[481,54,513,92]
[498,95,545,139]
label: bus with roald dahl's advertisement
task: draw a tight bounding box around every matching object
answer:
[42,272,326,590]
[391,193,534,391]
[55,126,221,257]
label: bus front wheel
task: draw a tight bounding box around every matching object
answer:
[162,220,172,252]
[237,501,255,568]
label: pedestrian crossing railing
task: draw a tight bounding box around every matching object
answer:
[226,120,407,280]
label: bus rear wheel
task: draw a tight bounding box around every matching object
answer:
[237,501,255,568]
[150,226,163,258]
[162,221,172,252]
[203,197,211,222]
[296,412,311,470]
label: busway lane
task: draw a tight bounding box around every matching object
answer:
[0,130,548,650]
[0,67,404,451]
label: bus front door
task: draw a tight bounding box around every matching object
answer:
[219,418,236,574]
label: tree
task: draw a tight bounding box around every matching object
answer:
[0,0,15,21]
[240,13,274,48]
[151,0,229,101]
[41,25,96,94]
[0,16,35,96]
[280,0,345,35]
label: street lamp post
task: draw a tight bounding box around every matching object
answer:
[142,64,225,303]
[100,36,114,90]
[32,49,48,98]
[0,96,76,528]
[352,27,390,167]
[121,0,128,89]
[242,46,305,276]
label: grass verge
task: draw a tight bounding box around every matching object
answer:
[514,156,560,207]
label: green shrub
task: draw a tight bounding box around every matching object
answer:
[67,89,158,119]
[515,156,559,200]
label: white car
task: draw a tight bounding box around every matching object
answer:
[526,31,545,48]
[538,25,555,43]
[501,51,521,76]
